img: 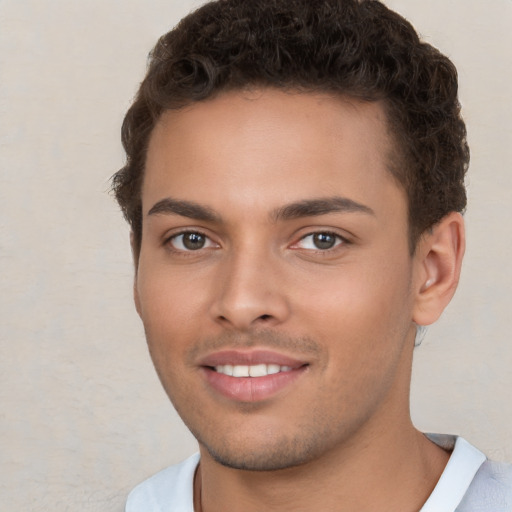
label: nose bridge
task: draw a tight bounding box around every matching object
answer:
[212,239,289,329]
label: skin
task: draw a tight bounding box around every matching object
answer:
[134,88,465,511]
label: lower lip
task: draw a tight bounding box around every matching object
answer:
[201,366,307,402]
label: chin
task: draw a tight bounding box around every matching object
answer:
[205,443,317,472]
[194,423,332,472]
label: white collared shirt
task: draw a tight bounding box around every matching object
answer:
[126,435,512,512]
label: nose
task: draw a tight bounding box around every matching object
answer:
[210,247,291,330]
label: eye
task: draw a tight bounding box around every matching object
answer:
[168,231,217,251]
[295,232,344,250]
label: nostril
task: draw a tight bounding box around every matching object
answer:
[258,314,272,321]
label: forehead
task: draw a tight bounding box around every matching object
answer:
[142,88,404,220]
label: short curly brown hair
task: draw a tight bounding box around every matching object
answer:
[112,0,468,254]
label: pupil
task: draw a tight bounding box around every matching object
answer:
[313,233,335,250]
[183,233,205,250]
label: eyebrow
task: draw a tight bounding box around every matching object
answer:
[148,198,221,222]
[147,196,374,223]
[271,196,374,221]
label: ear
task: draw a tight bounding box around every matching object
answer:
[130,231,142,316]
[412,212,465,326]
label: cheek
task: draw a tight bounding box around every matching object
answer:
[301,260,411,324]
[295,254,414,363]
[135,269,202,399]
[135,263,208,354]
[296,265,414,418]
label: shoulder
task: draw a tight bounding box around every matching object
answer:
[125,453,200,512]
[457,459,512,512]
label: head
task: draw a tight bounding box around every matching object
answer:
[112,0,468,258]
[112,0,468,472]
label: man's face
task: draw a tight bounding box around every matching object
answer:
[135,89,421,471]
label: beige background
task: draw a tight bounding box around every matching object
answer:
[1,0,511,510]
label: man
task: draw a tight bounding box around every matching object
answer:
[112,0,512,510]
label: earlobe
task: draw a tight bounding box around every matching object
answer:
[412,212,465,326]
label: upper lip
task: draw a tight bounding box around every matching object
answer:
[198,349,307,368]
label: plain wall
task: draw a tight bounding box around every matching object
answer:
[1,1,511,510]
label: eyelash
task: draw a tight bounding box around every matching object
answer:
[165,230,217,253]
[293,231,348,253]
[165,229,349,255]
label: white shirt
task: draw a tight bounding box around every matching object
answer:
[126,435,512,512]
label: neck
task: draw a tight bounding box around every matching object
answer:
[195,419,449,512]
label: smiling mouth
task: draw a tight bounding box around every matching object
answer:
[202,362,309,402]
[198,349,310,401]
[212,363,294,377]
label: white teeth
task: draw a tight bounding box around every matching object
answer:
[249,364,267,377]
[232,365,249,377]
[214,364,294,377]
[267,364,280,375]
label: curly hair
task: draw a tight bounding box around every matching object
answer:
[112,0,469,254]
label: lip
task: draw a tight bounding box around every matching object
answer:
[199,349,306,368]
[198,349,309,402]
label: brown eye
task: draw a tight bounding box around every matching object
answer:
[312,233,337,250]
[170,232,213,251]
[295,232,343,251]
[183,233,205,250]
